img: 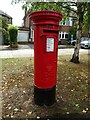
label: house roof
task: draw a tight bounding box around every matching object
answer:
[0,10,12,19]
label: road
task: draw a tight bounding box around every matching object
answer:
[0,48,89,58]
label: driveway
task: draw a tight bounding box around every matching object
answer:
[0,47,89,58]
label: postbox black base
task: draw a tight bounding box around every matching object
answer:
[34,86,56,106]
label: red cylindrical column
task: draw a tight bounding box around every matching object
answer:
[30,10,62,106]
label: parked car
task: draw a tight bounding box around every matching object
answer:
[71,40,76,46]
[80,38,90,49]
[81,37,88,41]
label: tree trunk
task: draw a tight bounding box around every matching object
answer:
[70,3,85,63]
[70,30,81,63]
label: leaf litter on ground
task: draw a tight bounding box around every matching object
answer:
[1,54,89,118]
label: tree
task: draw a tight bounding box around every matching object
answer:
[12,0,90,63]
[70,2,90,63]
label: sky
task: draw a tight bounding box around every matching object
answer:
[0,0,25,26]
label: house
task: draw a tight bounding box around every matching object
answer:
[23,11,89,45]
[23,11,76,44]
[23,12,34,43]
[59,17,73,44]
[59,14,77,44]
[16,12,32,43]
[0,10,12,25]
[0,10,12,45]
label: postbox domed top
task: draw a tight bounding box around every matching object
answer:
[29,10,63,25]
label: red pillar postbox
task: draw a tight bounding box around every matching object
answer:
[30,10,62,106]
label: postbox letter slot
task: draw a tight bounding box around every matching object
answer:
[43,29,59,34]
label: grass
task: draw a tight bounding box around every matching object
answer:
[1,54,89,118]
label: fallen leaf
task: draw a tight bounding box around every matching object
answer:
[14,108,18,112]
[66,112,69,114]
[27,111,32,115]
[82,110,87,113]
[37,116,40,119]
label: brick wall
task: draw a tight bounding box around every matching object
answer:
[59,26,71,32]
[24,14,30,28]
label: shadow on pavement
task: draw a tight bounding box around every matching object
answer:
[0,43,34,51]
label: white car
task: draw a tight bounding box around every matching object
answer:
[80,38,90,49]
[71,40,76,45]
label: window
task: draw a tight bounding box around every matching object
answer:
[60,34,61,38]
[65,34,68,38]
[59,21,63,25]
[63,21,65,25]
[66,20,70,26]
[59,32,69,39]
[62,33,64,38]
[59,18,72,26]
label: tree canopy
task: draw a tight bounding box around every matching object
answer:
[12,1,90,31]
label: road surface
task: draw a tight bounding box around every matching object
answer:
[0,48,89,58]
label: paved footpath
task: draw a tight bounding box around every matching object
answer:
[0,48,89,58]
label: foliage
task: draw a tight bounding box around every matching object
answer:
[68,26,77,41]
[12,1,71,21]
[1,17,11,30]
[12,1,90,31]
[2,29,9,45]
[8,24,18,48]
[1,17,10,45]
[1,17,12,45]
[29,2,71,21]
[83,2,90,32]
[1,17,8,30]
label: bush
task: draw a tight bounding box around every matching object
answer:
[8,24,18,48]
[2,29,9,45]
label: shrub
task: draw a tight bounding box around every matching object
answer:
[8,24,18,48]
[2,29,9,45]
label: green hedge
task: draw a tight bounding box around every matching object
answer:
[2,29,9,45]
[8,24,18,48]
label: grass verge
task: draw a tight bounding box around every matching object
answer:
[1,54,89,118]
